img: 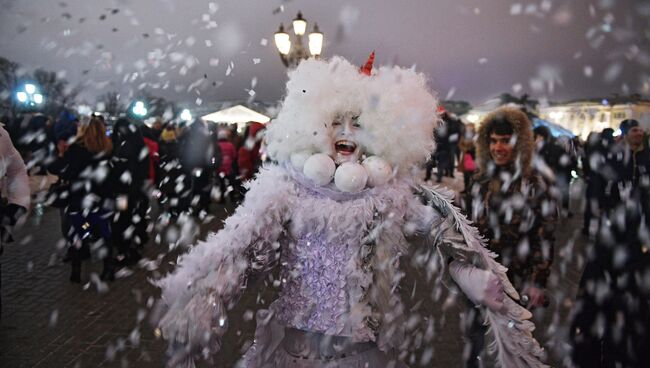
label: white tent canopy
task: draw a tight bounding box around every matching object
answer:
[201,105,270,127]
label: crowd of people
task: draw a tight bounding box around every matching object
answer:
[427,109,650,367]
[0,111,266,284]
[1,100,650,367]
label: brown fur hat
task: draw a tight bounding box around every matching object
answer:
[476,107,534,176]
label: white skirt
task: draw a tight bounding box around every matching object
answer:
[240,310,408,368]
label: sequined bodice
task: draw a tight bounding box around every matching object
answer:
[272,232,374,340]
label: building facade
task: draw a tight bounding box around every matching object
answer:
[539,100,650,139]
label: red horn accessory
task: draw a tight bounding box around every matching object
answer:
[360,51,375,76]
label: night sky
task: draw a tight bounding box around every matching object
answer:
[1,0,648,108]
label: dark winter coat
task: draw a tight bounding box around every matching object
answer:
[571,141,650,367]
[582,133,614,201]
[53,110,78,142]
[21,115,50,152]
[49,143,113,213]
[590,141,650,275]
[178,121,221,176]
[469,108,556,290]
[111,119,150,198]
[538,140,565,172]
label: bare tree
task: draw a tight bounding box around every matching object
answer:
[0,57,82,120]
[136,91,178,119]
[0,56,21,117]
[32,68,80,118]
[97,91,124,117]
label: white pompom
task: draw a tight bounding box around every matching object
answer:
[290,151,311,170]
[303,153,336,186]
[334,162,368,193]
[362,156,392,187]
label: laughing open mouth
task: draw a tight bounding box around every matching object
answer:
[335,140,358,155]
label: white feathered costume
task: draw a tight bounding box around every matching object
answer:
[155,56,547,367]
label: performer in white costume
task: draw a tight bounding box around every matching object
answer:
[155,54,547,367]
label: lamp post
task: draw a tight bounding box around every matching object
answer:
[180,108,192,122]
[274,11,324,68]
[129,100,148,120]
[15,83,44,110]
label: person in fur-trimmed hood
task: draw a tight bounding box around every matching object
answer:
[471,107,556,296]
[465,107,557,366]
[153,56,548,368]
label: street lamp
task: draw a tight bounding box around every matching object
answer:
[274,11,324,68]
[131,100,148,118]
[15,83,44,108]
[180,108,192,122]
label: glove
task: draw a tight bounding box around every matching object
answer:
[449,260,505,313]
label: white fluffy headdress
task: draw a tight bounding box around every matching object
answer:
[266,56,439,172]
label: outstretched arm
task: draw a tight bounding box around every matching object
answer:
[409,183,548,368]
[154,166,292,365]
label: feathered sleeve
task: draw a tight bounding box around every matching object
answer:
[154,165,292,365]
[409,183,548,368]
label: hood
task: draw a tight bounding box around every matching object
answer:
[248,122,265,138]
[476,107,534,176]
[57,109,76,125]
[112,118,144,148]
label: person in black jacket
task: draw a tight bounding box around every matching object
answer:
[571,119,650,367]
[111,118,150,266]
[428,112,460,182]
[177,119,221,215]
[49,117,114,282]
[20,114,54,174]
[581,128,615,236]
[533,126,576,216]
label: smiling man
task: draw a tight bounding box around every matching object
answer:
[464,107,557,367]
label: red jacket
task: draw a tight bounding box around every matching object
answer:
[217,140,237,176]
[143,137,159,183]
[237,146,256,180]
[238,122,265,180]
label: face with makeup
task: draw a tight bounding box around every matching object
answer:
[331,112,364,164]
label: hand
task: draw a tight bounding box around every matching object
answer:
[449,261,506,313]
[522,286,545,308]
[116,195,128,211]
[482,272,505,312]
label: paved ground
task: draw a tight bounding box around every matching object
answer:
[0,175,588,367]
